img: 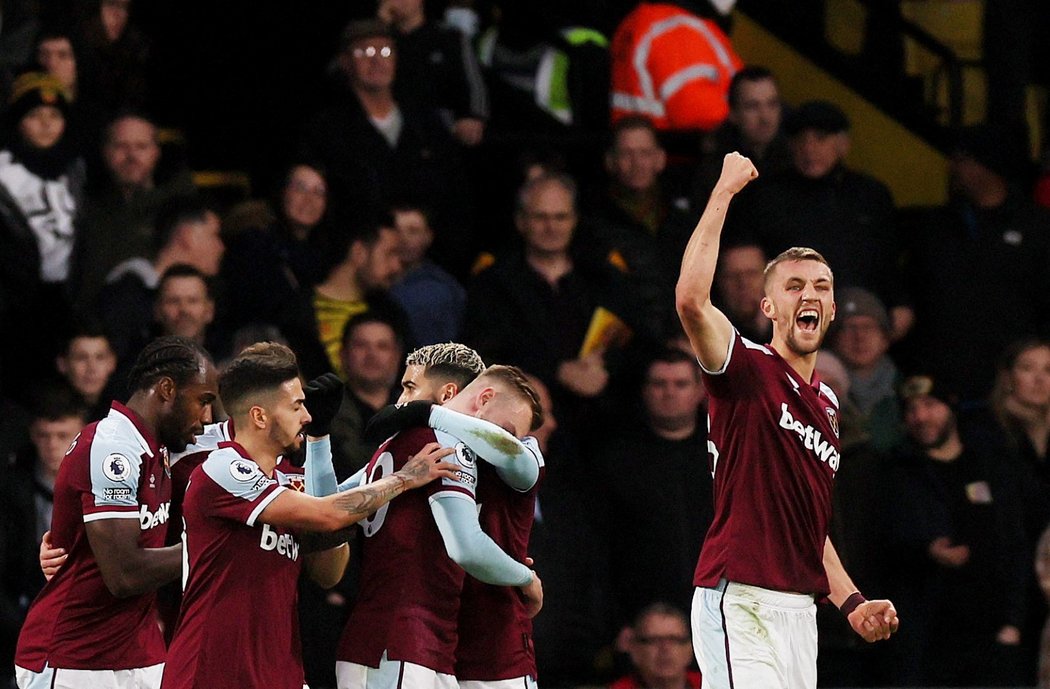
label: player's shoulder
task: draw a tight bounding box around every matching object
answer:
[88,412,149,465]
[386,426,440,454]
[200,444,272,494]
[171,420,232,468]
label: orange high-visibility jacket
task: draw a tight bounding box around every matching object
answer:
[610,2,742,131]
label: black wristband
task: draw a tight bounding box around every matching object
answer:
[839,591,866,617]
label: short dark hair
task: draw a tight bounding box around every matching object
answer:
[609,115,660,150]
[154,197,214,254]
[477,365,544,432]
[219,342,301,416]
[340,310,403,352]
[157,263,212,299]
[61,317,111,355]
[646,348,700,377]
[728,65,777,108]
[126,336,210,394]
[322,212,397,278]
[29,382,88,423]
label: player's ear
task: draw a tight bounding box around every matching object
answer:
[439,383,458,404]
[760,296,775,319]
[248,404,267,429]
[157,376,177,403]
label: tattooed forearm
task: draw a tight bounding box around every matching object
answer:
[331,475,408,518]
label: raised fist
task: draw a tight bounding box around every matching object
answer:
[718,152,759,194]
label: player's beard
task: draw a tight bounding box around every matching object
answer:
[270,423,304,458]
[784,324,825,357]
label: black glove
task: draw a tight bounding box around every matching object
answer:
[304,373,344,437]
[364,401,433,442]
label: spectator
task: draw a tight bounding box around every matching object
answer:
[387,203,466,345]
[55,320,118,421]
[0,384,88,683]
[830,287,904,453]
[901,124,1050,404]
[31,25,106,157]
[312,217,404,377]
[712,241,771,344]
[693,65,791,203]
[984,338,1050,680]
[526,373,614,686]
[301,19,473,275]
[729,100,913,340]
[329,311,404,479]
[153,264,226,359]
[221,162,331,378]
[378,0,488,146]
[610,603,700,689]
[76,0,149,114]
[96,198,223,365]
[887,374,1027,686]
[463,173,635,439]
[598,349,712,626]
[582,116,694,339]
[610,1,741,132]
[0,71,84,401]
[72,112,196,308]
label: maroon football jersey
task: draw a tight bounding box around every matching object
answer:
[694,333,840,596]
[161,441,305,689]
[16,403,171,672]
[455,459,545,680]
[338,427,479,674]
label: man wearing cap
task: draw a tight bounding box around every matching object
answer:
[727,100,912,342]
[888,374,1026,685]
[899,123,1050,403]
[830,287,902,453]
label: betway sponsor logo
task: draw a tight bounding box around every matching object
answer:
[778,403,840,472]
[140,502,171,530]
[260,523,300,562]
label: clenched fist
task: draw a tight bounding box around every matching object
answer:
[717,152,759,195]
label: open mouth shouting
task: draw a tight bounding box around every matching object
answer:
[796,308,820,333]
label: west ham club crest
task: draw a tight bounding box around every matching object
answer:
[825,406,839,438]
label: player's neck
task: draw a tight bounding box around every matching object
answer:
[235,433,279,477]
[772,340,817,384]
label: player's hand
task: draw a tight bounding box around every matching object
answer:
[847,599,899,642]
[716,152,758,195]
[929,536,970,567]
[364,401,433,443]
[519,569,544,618]
[304,373,345,438]
[395,442,458,489]
[40,530,67,580]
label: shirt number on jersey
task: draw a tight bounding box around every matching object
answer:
[361,451,395,538]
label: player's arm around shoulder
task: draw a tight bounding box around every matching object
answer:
[676,152,757,371]
[260,442,458,532]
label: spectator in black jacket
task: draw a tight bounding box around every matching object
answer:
[300,19,474,276]
[379,0,488,147]
[727,100,914,341]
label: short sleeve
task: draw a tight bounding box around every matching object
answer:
[83,449,142,521]
[701,330,762,399]
[428,430,479,503]
[201,453,287,527]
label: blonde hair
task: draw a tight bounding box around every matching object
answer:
[477,365,544,432]
[405,343,485,390]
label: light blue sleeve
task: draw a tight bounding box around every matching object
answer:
[336,467,367,493]
[430,493,533,586]
[428,405,542,492]
[304,437,338,497]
